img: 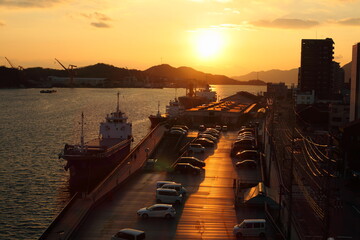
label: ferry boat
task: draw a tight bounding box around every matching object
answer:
[59,93,132,189]
[178,84,217,109]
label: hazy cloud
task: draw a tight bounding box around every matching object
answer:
[337,17,360,26]
[224,8,240,14]
[81,12,112,28]
[210,23,254,31]
[91,22,110,28]
[0,0,64,8]
[253,18,319,29]
[189,0,232,2]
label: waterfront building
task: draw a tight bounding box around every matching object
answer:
[265,82,288,100]
[350,42,360,121]
[299,38,334,100]
[295,90,315,105]
[49,76,107,87]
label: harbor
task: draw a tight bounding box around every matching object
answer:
[38,86,275,239]
[0,86,266,240]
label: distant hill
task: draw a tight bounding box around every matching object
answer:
[232,68,299,86]
[144,64,262,85]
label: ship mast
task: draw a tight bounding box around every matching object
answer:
[117,92,120,112]
[80,112,85,151]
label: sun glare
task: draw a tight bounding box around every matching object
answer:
[195,30,224,60]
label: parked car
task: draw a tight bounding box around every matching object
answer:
[215,125,222,131]
[233,219,266,239]
[238,128,255,134]
[172,163,201,175]
[156,188,183,204]
[205,128,220,134]
[170,127,187,134]
[194,138,215,147]
[188,143,205,153]
[173,125,189,132]
[235,150,259,160]
[137,204,176,219]
[143,158,157,171]
[198,133,218,142]
[111,228,146,240]
[222,125,228,131]
[203,130,220,138]
[235,159,257,169]
[176,156,205,168]
[169,129,186,135]
[199,124,206,131]
[161,183,187,195]
[156,180,176,189]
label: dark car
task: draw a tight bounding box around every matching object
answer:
[231,140,257,157]
[198,133,218,142]
[235,159,257,169]
[194,138,215,147]
[176,156,205,168]
[238,128,255,134]
[235,150,259,160]
[173,163,201,175]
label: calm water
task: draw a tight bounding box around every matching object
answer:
[0,85,265,240]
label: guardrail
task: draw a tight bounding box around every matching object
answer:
[39,124,167,240]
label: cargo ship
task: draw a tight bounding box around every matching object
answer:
[59,93,132,189]
[148,98,185,127]
[178,84,217,109]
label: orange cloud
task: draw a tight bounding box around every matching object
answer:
[337,18,360,26]
[252,18,319,29]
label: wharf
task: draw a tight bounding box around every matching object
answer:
[71,130,274,240]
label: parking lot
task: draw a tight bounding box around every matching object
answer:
[73,130,274,240]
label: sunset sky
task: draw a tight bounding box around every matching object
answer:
[1,0,359,76]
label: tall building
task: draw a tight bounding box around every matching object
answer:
[299,38,334,100]
[350,42,360,121]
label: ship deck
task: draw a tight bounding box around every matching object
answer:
[85,138,124,148]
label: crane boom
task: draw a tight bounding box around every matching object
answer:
[54,58,68,72]
[5,57,16,68]
[54,58,76,86]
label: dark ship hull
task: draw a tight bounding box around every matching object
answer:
[62,138,132,190]
[148,114,167,128]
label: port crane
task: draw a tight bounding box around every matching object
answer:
[5,57,23,70]
[54,58,76,86]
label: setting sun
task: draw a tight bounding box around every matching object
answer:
[195,30,224,60]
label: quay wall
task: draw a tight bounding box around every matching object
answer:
[39,124,167,240]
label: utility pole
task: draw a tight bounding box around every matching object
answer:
[286,91,295,240]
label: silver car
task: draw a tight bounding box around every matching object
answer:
[137,204,176,219]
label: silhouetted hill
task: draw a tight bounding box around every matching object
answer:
[145,64,242,85]
[233,68,298,86]
[1,63,268,88]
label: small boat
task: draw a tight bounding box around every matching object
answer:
[59,92,132,190]
[40,89,57,93]
[149,102,168,127]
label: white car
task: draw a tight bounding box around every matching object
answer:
[111,228,145,240]
[137,204,176,219]
[188,143,205,153]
